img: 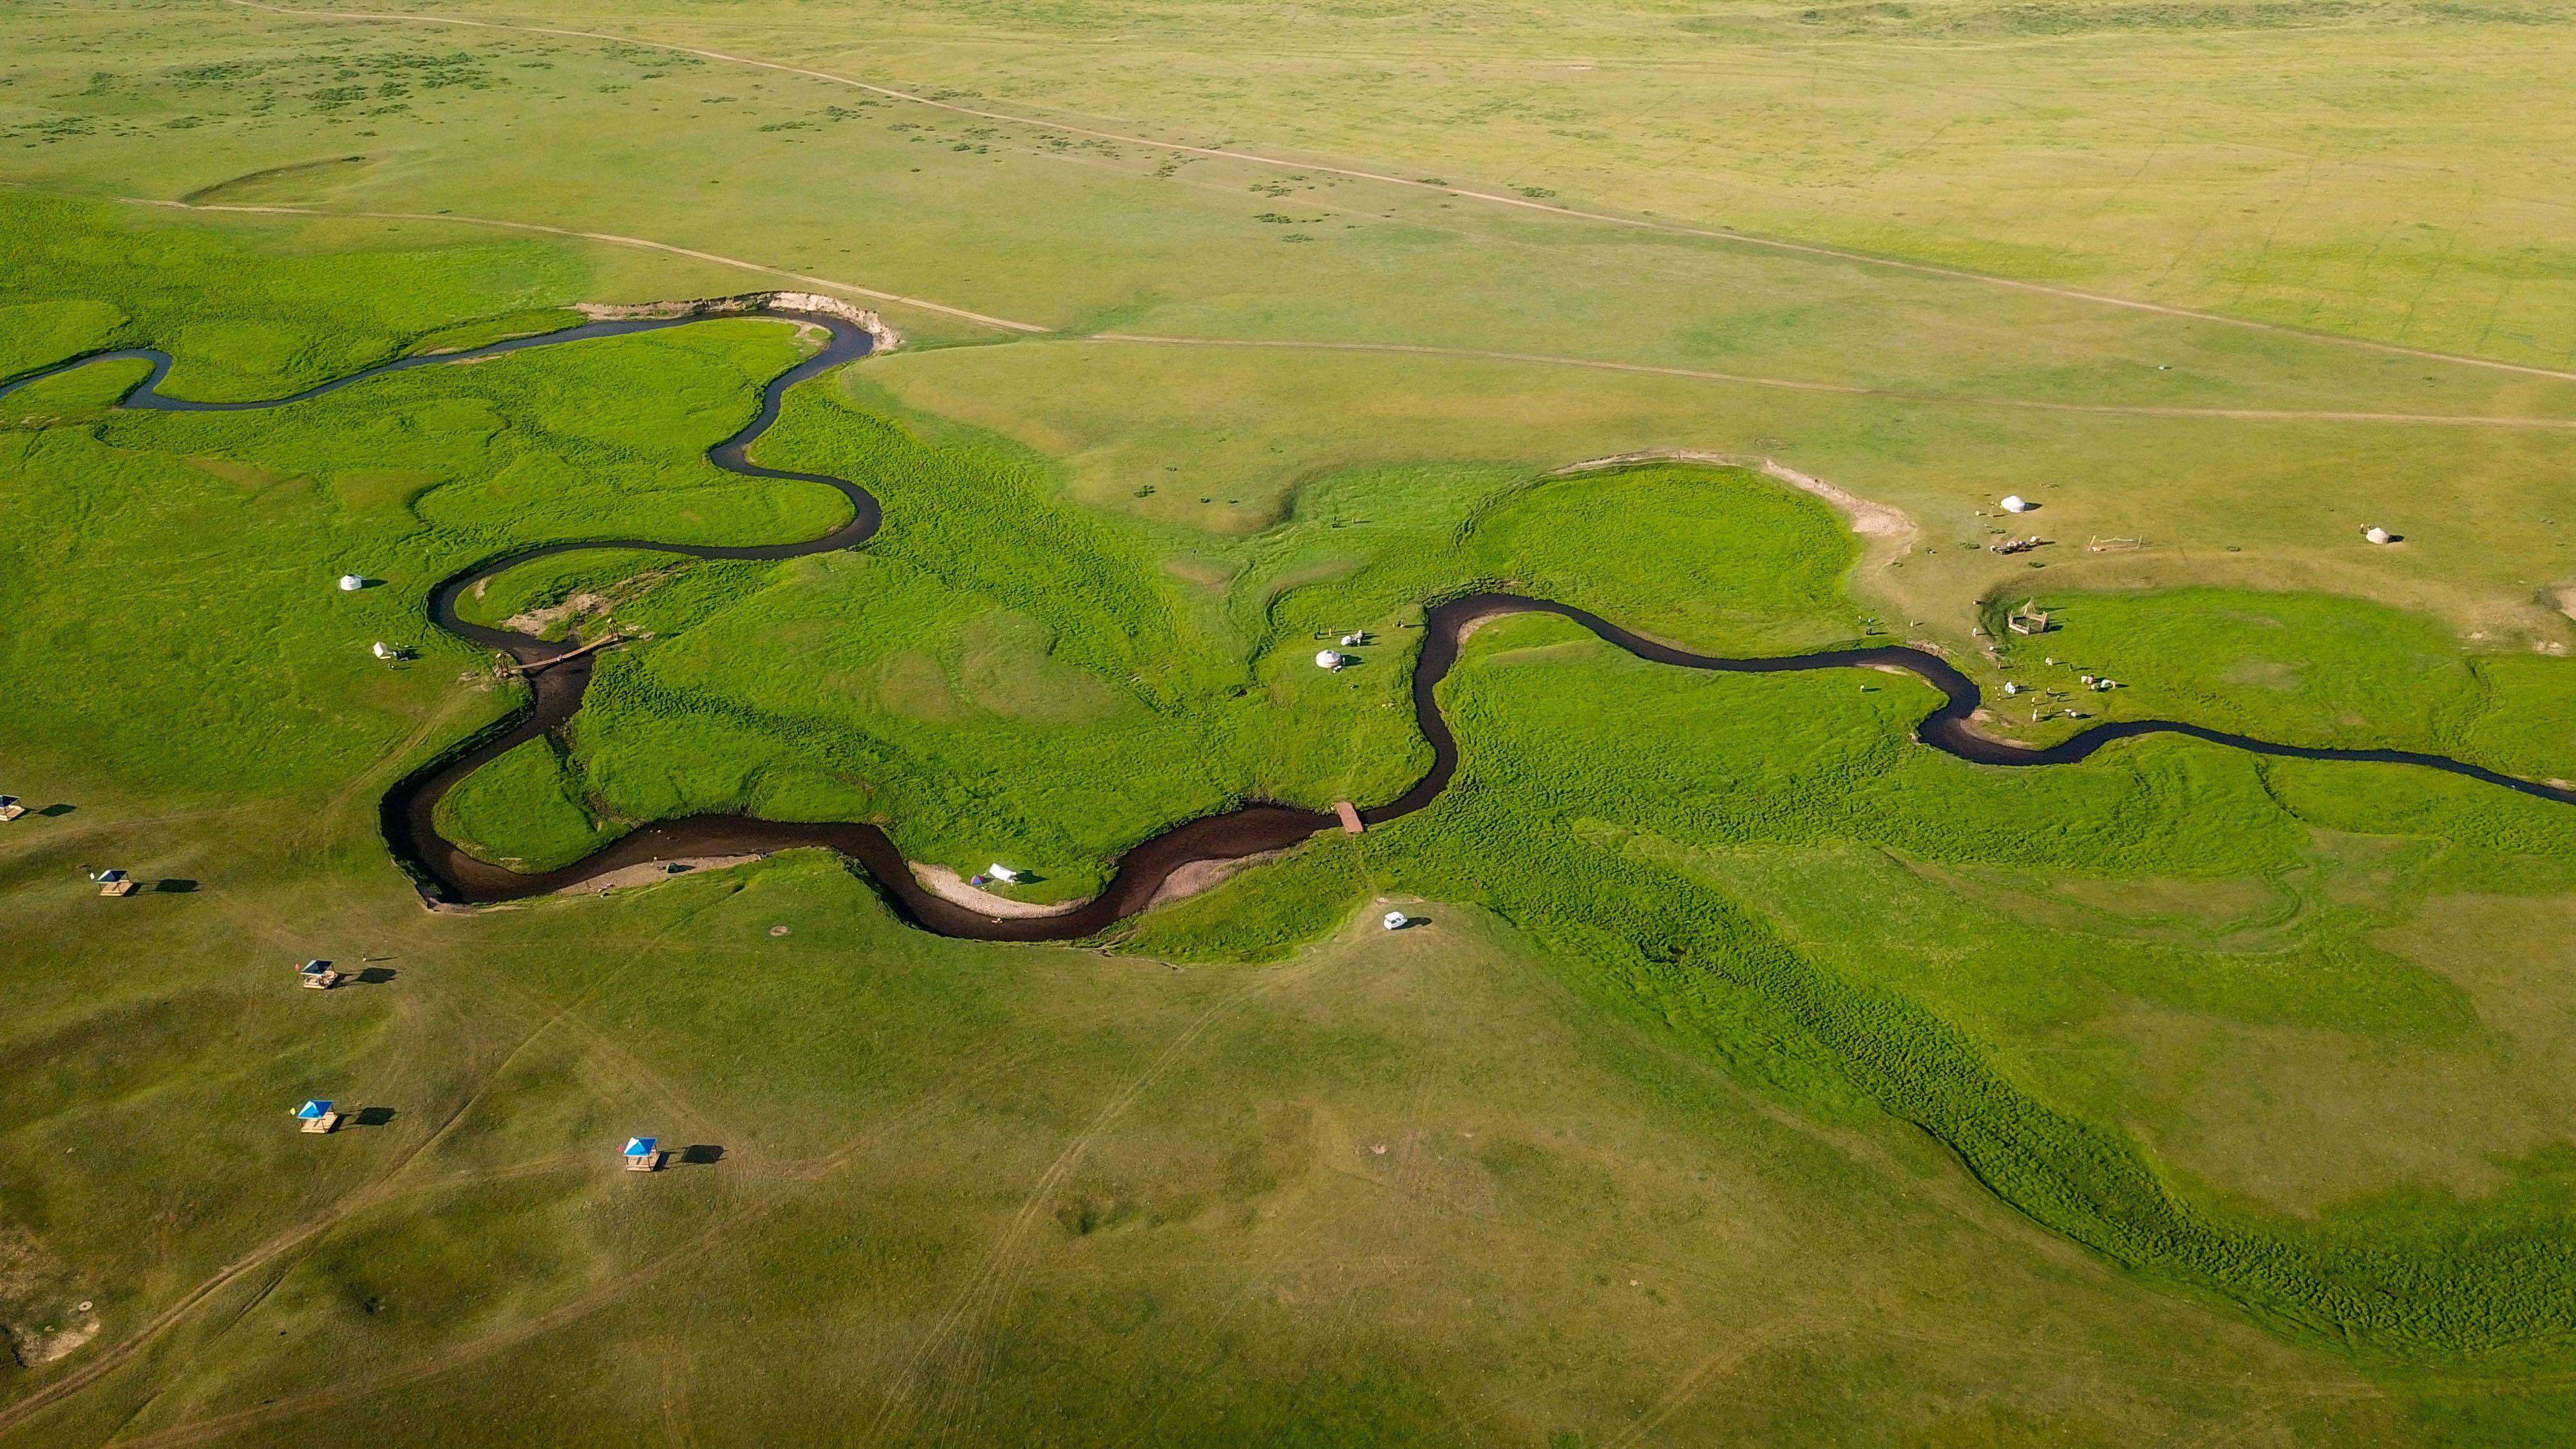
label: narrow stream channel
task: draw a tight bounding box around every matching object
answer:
[10,308,2568,942]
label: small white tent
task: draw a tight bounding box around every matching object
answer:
[338,574,366,592]
[2000,495,2032,513]
[372,641,397,660]
[1314,650,1348,671]
[988,863,1025,884]
[1381,911,1408,931]
[2363,526,2392,544]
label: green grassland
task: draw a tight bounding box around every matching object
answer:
[4,831,2462,1446]
[1350,616,2576,1354]
[0,192,589,401]
[430,737,610,872]
[0,273,838,805]
[1985,587,2576,779]
[514,0,2576,372]
[19,0,2576,374]
[1,203,2572,1428]
[7,0,2576,1441]
[10,0,2576,650]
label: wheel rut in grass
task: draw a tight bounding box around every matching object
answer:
[10,308,2571,942]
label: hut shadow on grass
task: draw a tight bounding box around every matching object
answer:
[355,967,397,985]
[153,878,198,894]
[351,1106,397,1128]
[678,1144,724,1166]
[37,804,75,818]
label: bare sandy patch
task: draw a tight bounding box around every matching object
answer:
[502,591,609,637]
[15,1316,98,1365]
[1551,449,1920,554]
[559,854,761,895]
[574,290,902,352]
[911,863,1088,918]
[1143,847,1289,912]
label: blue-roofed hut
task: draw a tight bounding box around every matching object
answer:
[623,1136,663,1172]
[94,868,136,898]
[298,958,343,990]
[0,795,22,822]
[296,1099,341,1134]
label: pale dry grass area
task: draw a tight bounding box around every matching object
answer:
[390,0,2576,368]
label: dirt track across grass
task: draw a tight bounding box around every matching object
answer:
[225,0,2576,388]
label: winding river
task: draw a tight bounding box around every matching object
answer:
[10,307,2571,943]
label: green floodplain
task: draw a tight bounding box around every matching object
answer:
[9,0,2576,1443]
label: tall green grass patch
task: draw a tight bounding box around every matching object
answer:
[431,737,611,872]
[0,193,589,399]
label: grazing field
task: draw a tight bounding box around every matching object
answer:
[6,0,2576,1443]
[1983,587,2576,777]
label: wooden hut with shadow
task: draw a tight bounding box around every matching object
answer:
[93,869,137,898]
[298,959,345,990]
[623,1136,665,1173]
[0,795,23,822]
[295,1099,341,1134]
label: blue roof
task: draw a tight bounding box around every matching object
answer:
[299,959,334,974]
[296,1099,333,1118]
[623,1136,658,1156]
[97,869,126,882]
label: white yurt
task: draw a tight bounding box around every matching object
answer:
[2363,526,2392,544]
[2000,495,2032,514]
[338,574,366,592]
[1315,650,1347,671]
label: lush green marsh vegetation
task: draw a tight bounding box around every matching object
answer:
[512,413,1868,896]
[0,204,838,809]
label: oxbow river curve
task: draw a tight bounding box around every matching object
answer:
[8,307,2571,943]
